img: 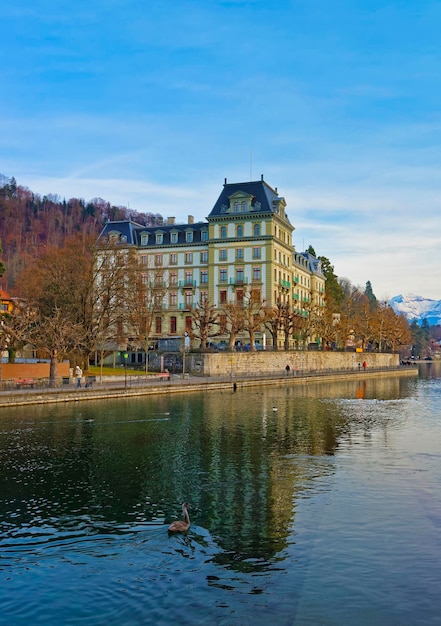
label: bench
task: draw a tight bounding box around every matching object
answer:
[156,372,170,381]
[14,378,35,389]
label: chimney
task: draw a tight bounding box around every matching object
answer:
[188,215,194,224]
[167,216,175,225]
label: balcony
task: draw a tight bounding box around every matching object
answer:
[178,280,197,288]
[178,302,194,310]
[280,279,291,289]
[229,277,248,286]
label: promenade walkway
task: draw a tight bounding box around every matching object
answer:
[0,365,418,408]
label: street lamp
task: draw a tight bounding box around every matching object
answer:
[123,352,129,388]
[182,332,189,379]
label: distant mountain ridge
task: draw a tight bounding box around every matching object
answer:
[389,293,441,326]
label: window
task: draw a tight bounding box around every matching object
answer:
[186,231,193,243]
[200,251,208,263]
[141,255,148,265]
[220,226,227,238]
[253,267,261,281]
[170,272,178,285]
[200,270,208,284]
[155,317,162,334]
[237,225,243,237]
[219,268,227,282]
[155,273,163,286]
[185,252,193,264]
[236,289,244,306]
[236,268,244,283]
[236,248,243,260]
[185,291,193,307]
[220,290,227,304]
[253,223,261,237]
[200,291,208,302]
[170,316,177,333]
[241,201,246,212]
[234,201,239,213]
[185,316,192,332]
[252,247,261,259]
[170,292,177,306]
[141,234,148,245]
[201,230,208,241]
[219,249,227,261]
[171,232,178,244]
[156,233,163,244]
[155,254,162,266]
[185,271,193,286]
[170,253,177,265]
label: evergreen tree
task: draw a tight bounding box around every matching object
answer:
[364,280,377,309]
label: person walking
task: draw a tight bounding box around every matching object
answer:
[75,365,83,388]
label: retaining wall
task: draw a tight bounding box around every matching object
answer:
[186,350,399,377]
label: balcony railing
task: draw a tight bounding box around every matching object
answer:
[229,277,248,286]
[178,302,194,310]
[178,280,197,288]
[280,279,291,288]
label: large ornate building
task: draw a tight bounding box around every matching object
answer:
[98,177,325,348]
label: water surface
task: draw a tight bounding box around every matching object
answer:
[1,365,440,625]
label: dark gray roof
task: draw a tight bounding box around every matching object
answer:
[296,251,325,277]
[98,219,209,247]
[208,178,286,218]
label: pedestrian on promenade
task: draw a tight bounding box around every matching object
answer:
[285,364,290,376]
[75,365,83,388]
[362,361,367,371]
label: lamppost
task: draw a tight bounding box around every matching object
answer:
[182,331,189,379]
[123,351,129,388]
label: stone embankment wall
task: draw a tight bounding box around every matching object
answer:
[186,351,399,377]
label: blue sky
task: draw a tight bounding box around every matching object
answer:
[2,0,441,299]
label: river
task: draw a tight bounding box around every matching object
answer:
[1,364,440,625]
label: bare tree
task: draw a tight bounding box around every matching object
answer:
[29,308,84,384]
[123,250,167,370]
[222,301,246,351]
[190,298,219,349]
[242,290,267,350]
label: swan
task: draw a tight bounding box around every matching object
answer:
[168,502,190,533]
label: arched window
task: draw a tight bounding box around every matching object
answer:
[253,223,261,237]
[220,226,227,238]
[237,225,243,237]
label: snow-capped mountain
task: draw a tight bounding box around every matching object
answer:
[389,293,441,325]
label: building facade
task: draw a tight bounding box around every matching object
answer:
[97,178,326,349]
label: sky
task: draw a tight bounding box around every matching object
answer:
[1,0,441,300]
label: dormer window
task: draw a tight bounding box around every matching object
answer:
[234,201,239,213]
[156,232,163,244]
[140,233,149,246]
[171,232,178,244]
[201,229,208,241]
[186,231,193,243]
[241,201,246,212]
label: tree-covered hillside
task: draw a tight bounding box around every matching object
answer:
[0,174,164,290]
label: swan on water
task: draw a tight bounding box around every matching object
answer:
[168,502,190,533]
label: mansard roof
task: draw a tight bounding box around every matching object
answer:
[208,177,290,221]
[98,218,208,247]
[295,251,325,277]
